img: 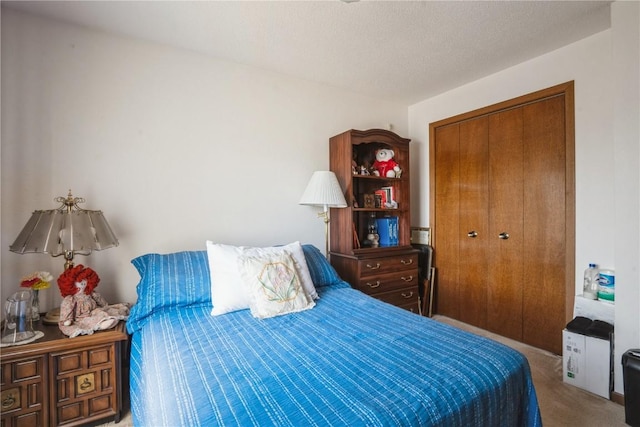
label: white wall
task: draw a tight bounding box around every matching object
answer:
[611,0,640,394]
[408,1,639,395]
[1,9,407,309]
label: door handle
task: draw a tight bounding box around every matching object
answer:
[498,232,510,240]
[467,231,478,238]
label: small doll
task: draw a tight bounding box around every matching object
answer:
[57,265,130,338]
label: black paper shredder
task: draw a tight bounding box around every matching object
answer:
[622,349,640,426]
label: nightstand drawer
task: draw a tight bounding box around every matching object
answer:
[354,271,418,295]
[1,355,47,425]
[52,344,118,425]
[358,253,418,277]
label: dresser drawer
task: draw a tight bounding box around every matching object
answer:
[357,253,418,277]
[354,271,418,295]
[398,299,421,314]
[374,286,420,309]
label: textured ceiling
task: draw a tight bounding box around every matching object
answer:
[3,1,612,105]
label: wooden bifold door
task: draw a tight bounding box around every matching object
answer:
[430,82,575,355]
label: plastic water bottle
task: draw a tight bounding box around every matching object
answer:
[583,263,599,300]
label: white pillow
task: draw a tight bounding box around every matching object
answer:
[206,241,318,316]
[206,243,249,316]
[238,250,315,319]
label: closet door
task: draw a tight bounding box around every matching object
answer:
[522,95,566,355]
[430,82,574,355]
[487,108,525,341]
[458,117,489,328]
[433,124,460,319]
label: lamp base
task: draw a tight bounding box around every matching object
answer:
[42,307,60,324]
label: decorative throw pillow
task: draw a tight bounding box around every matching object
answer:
[238,250,315,319]
[206,241,318,316]
[244,242,318,300]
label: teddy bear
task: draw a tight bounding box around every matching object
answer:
[372,148,402,178]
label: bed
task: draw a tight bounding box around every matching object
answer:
[126,243,542,426]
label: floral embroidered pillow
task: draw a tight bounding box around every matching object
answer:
[238,250,315,319]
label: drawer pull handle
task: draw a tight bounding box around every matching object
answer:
[1,388,19,410]
[366,263,381,270]
[401,291,414,299]
[80,378,93,390]
[2,395,16,409]
[401,276,413,282]
[366,281,381,288]
[400,259,414,265]
[76,373,96,394]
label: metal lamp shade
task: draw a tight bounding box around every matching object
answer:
[10,208,118,257]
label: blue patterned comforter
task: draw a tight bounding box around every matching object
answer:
[129,283,542,426]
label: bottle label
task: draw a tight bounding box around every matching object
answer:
[597,271,615,302]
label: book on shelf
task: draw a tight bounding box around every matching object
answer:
[380,186,395,205]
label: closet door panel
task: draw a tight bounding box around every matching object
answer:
[522,95,566,354]
[433,124,460,318]
[487,108,524,341]
[458,117,489,328]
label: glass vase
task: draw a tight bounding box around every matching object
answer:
[31,289,40,321]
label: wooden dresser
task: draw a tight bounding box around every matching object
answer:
[331,251,420,313]
[1,321,128,427]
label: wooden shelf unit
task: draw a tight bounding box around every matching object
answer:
[329,129,419,312]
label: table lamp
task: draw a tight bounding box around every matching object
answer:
[9,190,118,322]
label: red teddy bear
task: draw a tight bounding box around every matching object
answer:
[372,148,400,178]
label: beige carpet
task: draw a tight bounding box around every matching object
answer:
[434,315,627,427]
[102,316,627,427]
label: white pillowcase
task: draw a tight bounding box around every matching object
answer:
[206,241,317,316]
[207,243,249,316]
[238,250,315,319]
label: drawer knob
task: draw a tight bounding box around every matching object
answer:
[401,291,414,299]
[366,281,381,288]
[366,263,381,270]
[400,259,414,265]
[401,276,413,282]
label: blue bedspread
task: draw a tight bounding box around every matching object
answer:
[129,283,542,426]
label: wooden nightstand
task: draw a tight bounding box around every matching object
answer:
[1,320,128,427]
